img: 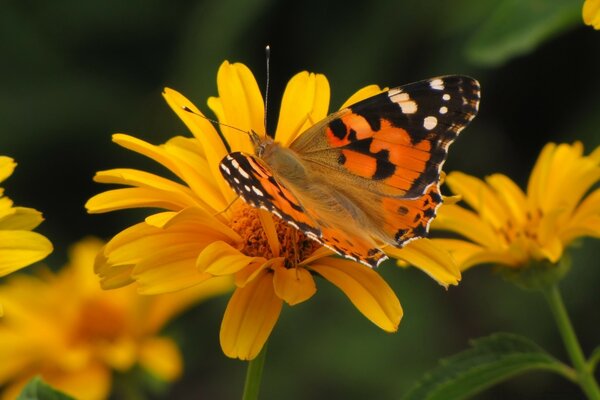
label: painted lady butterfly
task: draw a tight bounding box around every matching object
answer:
[219,76,480,267]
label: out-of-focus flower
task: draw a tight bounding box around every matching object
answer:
[86,61,459,360]
[0,156,52,278]
[431,142,600,271]
[583,0,600,29]
[0,237,230,399]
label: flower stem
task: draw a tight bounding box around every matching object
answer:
[542,285,600,400]
[242,343,268,400]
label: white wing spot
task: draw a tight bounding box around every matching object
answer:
[439,106,448,114]
[289,221,299,229]
[424,116,438,130]
[430,79,444,90]
[442,93,451,101]
[244,185,251,192]
[390,91,417,114]
[233,177,240,184]
[238,168,250,179]
[272,210,282,218]
[252,186,264,196]
[220,164,231,175]
[231,159,240,169]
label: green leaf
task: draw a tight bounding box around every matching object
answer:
[16,377,75,400]
[466,0,581,66]
[403,333,574,400]
[589,346,600,373]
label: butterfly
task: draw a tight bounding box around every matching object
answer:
[219,76,480,267]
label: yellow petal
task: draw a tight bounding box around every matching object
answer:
[132,243,214,294]
[210,61,263,154]
[272,264,316,305]
[139,337,183,381]
[339,85,385,109]
[387,238,460,288]
[0,206,43,231]
[446,172,509,229]
[0,231,53,276]
[162,87,233,202]
[275,71,330,147]
[92,168,201,206]
[0,156,16,183]
[86,187,191,213]
[433,204,501,249]
[527,142,556,208]
[257,209,280,256]
[197,240,256,275]
[430,238,520,270]
[220,270,282,360]
[95,248,135,289]
[309,258,402,332]
[112,134,226,211]
[560,189,600,243]
[485,174,527,226]
[583,0,600,28]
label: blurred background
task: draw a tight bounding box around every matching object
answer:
[1,0,599,398]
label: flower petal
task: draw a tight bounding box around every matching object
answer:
[0,231,53,276]
[272,264,316,305]
[485,174,528,226]
[197,241,256,275]
[446,172,510,229]
[162,87,233,202]
[139,337,183,381]
[309,258,402,332]
[339,85,385,109]
[584,0,600,28]
[209,61,264,154]
[0,156,16,183]
[220,270,282,360]
[275,71,330,147]
[387,238,460,288]
[433,204,502,249]
[0,206,43,231]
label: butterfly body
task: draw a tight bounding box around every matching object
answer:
[220,76,481,267]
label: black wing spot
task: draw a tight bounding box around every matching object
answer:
[329,119,347,139]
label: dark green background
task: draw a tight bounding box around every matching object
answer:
[1,0,599,399]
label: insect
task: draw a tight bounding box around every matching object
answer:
[219,76,481,267]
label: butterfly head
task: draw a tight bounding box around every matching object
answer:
[249,130,274,157]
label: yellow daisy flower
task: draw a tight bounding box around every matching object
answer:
[583,0,600,29]
[431,142,600,270]
[0,237,229,400]
[0,156,52,278]
[86,61,459,360]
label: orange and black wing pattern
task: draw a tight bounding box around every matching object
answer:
[294,76,481,198]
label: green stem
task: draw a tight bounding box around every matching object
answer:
[242,343,268,400]
[542,285,600,400]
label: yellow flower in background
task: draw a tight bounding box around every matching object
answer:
[583,0,600,29]
[0,156,52,278]
[431,142,600,271]
[86,61,459,360]
[0,238,230,399]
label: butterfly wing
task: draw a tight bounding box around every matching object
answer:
[290,76,480,198]
[219,152,388,267]
[288,75,480,247]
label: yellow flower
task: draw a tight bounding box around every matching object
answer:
[0,156,52,278]
[583,0,600,29]
[431,142,600,270]
[86,61,459,360]
[0,237,229,400]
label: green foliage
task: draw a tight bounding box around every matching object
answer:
[17,377,74,400]
[402,333,573,400]
[466,0,581,66]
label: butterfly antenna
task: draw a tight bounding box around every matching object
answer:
[181,106,249,136]
[264,44,271,134]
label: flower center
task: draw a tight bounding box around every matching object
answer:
[229,203,321,268]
